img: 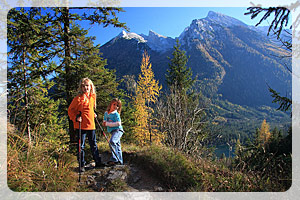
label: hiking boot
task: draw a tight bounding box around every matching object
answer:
[95,162,107,168]
[107,161,122,166]
[115,161,122,165]
[79,166,85,172]
[107,161,116,166]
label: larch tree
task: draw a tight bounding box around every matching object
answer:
[259,119,271,145]
[133,51,162,145]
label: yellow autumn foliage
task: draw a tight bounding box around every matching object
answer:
[259,119,271,145]
[133,51,163,145]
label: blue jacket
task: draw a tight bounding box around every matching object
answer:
[103,110,123,133]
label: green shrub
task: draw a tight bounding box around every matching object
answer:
[233,129,292,192]
[133,144,283,192]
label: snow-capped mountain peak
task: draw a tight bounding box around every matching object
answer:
[142,30,175,52]
[206,11,247,27]
[114,30,146,43]
[178,11,249,47]
[108,11,254,52]
[109,30,175,52]
[148,30,167,39]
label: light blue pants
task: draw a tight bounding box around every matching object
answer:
[109,129,123,164]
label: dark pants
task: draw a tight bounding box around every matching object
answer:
[77,129,101,166]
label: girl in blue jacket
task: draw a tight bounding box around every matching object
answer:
[103,98,124,165]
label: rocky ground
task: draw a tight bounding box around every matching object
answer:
[76,151,168,192]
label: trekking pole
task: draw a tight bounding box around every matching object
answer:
[77,111,82,182]
[94,117,121,164]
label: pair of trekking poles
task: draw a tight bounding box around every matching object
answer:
[77,111,121,182]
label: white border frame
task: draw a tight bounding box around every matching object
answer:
[1,0,299,199]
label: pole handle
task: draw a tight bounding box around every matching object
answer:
[76,111,82,122]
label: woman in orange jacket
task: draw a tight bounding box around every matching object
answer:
[68,77,104,171]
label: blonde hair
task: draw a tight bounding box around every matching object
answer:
[106,98,122,114]
[78,77,96,107]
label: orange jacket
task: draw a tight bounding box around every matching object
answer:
[68,93,96,130]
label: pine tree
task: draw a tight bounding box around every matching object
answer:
[133,51,162,145]
[7,8,57,145]
[271,127,283,141]
[49,7,127,106]
[8,7,128,145]
[58,22,120,112]
[55,7,127,144]
[156,40,207,153]
[166,39,194,92]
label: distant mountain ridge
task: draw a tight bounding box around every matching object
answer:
[141,30,175,52]
[100,11,291,108]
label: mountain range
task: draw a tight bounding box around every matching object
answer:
[100,11,291,108]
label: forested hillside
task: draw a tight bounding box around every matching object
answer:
[100,11,291,108]
[6,7,292,194]
[100,11,291,145]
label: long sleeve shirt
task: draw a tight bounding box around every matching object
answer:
[68,93,96,130]
[103,110,123,133]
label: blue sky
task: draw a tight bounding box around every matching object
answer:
[77,7,275,46]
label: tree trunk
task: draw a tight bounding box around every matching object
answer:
[62,7,76,145]
[22,36,31,146]
[148,99,152,144]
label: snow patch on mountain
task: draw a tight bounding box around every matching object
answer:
[178,11,248,47]
[107,11,278,52]
[110,30,175,52]
[112,30,146,43]
[206,11,248,27]
[178,19,214,47]
[141,30,175,52]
